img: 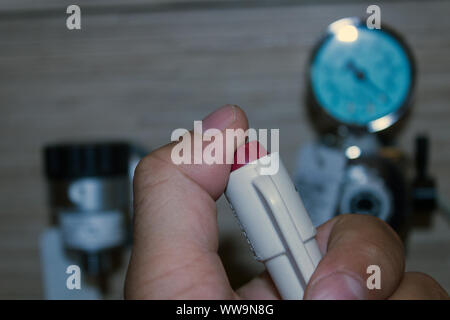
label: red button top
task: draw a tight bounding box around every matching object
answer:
[231,141,268,172]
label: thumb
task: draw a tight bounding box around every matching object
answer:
[126,105,248,299]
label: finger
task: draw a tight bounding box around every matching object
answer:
[236,272,281,300]
[125,105,248,299]
[389,272,449,300]
[304,214,405,300]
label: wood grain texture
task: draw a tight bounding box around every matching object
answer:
[0,1,449,299]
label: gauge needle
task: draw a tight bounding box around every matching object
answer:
[346,60,390,103]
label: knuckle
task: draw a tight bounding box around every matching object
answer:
[132,151,178,210]
[330,214,405,276]
[404,272,449,299]
[134,152,164,177]
[336,214,403,249]
[134,150,174,185]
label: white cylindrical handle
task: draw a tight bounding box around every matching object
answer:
[225,153,322,299]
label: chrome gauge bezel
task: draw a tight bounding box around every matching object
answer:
[306,17,416,135]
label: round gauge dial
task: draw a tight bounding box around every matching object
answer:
[309,18,415,132]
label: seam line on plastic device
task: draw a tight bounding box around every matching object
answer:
[252,173,316,281]
[270,175,317,275]
[252,175,304,266]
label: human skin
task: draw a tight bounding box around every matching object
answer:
[124,104,448,300]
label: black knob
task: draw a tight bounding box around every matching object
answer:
[412,134,437,226]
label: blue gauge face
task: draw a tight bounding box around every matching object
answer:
[311,22,413,127]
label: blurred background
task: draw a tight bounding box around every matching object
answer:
[0,0,449,299]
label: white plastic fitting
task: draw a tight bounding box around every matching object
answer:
[225,143,322,300]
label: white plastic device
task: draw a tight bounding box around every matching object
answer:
[225,142,322,299]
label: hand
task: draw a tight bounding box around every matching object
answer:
[124,104,448,300]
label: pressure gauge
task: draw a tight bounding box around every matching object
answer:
[307,17,416,134]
